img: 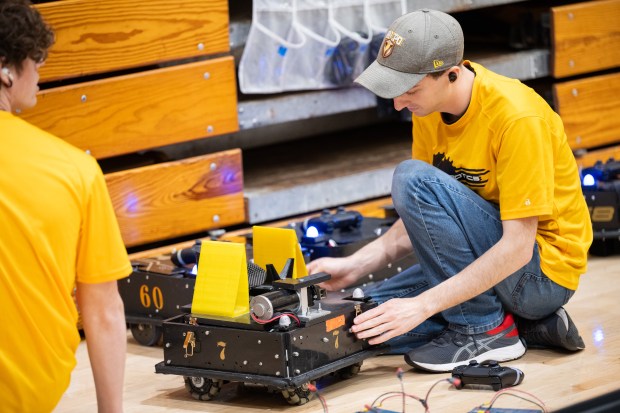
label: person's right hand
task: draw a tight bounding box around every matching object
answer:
[306,256,361,291]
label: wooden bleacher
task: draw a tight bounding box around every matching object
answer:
[23,0,244,250]
[551,0,620,168]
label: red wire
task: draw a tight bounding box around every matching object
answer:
[250,312,301,326]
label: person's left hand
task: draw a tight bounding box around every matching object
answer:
[350,298,428,345]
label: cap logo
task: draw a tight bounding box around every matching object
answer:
[382,30,404,58]
[433,59,444,69]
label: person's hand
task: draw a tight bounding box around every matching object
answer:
[306,256,361,291]
[350,297,429,345]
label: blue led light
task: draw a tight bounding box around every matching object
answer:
[305,226,319,238]
[582,173,596,187]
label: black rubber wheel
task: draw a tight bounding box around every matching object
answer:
[184,376,223,401]
[130,323,162,346]
[336,361,363,379]
[281,382,314,405]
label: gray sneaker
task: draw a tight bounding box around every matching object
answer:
[517,307,585,351]
[404,314,526,372]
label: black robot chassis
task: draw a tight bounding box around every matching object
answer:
[155,271,388,405]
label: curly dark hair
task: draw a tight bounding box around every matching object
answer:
[0,0,55,74]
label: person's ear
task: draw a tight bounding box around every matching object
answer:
[1,67,14,88]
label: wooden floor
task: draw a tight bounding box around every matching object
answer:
[55,255,620,413]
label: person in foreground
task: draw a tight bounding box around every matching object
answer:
[307,9,592,373]
[0,1,132,411]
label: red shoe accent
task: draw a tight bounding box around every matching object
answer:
[486,313,519,337]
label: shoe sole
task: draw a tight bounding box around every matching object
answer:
[406,340,527,373]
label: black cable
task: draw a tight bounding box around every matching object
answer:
[396,368,405,413]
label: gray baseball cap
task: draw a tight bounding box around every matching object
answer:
[355,9,464,99]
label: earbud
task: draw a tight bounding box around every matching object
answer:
[448,72,457,83]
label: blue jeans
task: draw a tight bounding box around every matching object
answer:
[365,160,574,354]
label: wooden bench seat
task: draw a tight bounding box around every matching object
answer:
[551,0,620,78]
[554,71,620,151]
[106,149,245,248]
[36,0,230,82]
[20,57,238,159]
[575,145,620,169]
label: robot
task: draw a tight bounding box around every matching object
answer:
[119,207,416,346]
[581,158,620,255]
[154,234,388,405]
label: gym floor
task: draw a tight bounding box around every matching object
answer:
[55,254,620,413]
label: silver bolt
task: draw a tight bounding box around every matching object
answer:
[80,95,87,103]
[294,369,301,374]
[126,278,131,283]
[322,337,329,343]
[299,336,304,340]
[203,72,211,80]
[576,136,582,144]
[259,362,263,366]
[572,88,578,97]
[205,331,210,336]
[292,352,299,357]
[145,275,149,280]
[397,267,402,272]
[183,332,186,336]
[185,284,189,289]
[213,214,220,223]
[276,371,280,376]
[257,340,262,344]
[243,360,248,365]
[165,343,171,348]
[210,162,217,171]
[197,43,204,51]
[569,60,575,68]
[387,263,392,268]
[238,107,245,113]
[166,360,171,364]
[207,125,214,134]
[176,305,180,309]
[368,274,374,280]
[85,149,91,156]
[275,354,279,359]
[567,12,574,20]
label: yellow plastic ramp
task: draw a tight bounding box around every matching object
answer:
[252,226,307,279]
[191,240,249,317]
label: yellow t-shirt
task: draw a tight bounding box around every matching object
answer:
[0,111,132,413]
[412,61,592,290]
